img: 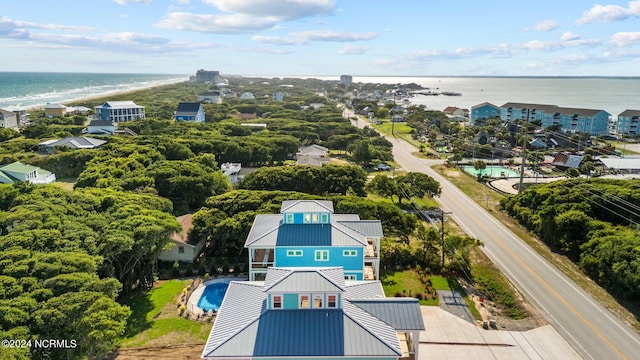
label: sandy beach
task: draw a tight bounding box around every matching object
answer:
[16,77,187,111]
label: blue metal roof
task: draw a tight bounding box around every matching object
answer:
[201,268,420,359]
[276,224,331,246]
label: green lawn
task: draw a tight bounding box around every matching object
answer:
[381,270,446,306]
[121,279,212,348]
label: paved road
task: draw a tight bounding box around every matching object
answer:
[386,136,640,360]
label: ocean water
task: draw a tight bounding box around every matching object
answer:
[0,72,187,109]
[312,76,640,118]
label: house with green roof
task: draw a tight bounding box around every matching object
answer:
[245,200,382,281]
[201,267,424,360]
[0,161,56,184]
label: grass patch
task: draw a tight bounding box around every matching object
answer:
[381,270,440,305]
[121,279,212,348]
[429,275,450,290]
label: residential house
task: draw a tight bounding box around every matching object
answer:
[39,137,107,152]
[500,102,610,136]
[296,144,331,167]
[3,106,28,126]
[470,102,501,125]
[240,92,255,100]
[158,214,204,263]
[551,153,583,170]
[86,119,116,135]
[201,267,424,360]
[615,110,640,136]
[0,161,56,184]
[0,109,18,129]
[230,112,257,120]
[198,89,223,104]
[391,113,405,122]
[94,101,145,122]
[443,106,467,120]
[272,91,284,102]
[44,103,67,118]
[245,200,382,281]
[220,162,242,184]
[175,102,205,122]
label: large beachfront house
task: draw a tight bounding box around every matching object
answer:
[245,200,382,281]
[94,101,145,122]
[201,267,424,360]
[174,102,205,122]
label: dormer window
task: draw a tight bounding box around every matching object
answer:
[313,295,323,308]
[327,295,337,308]
[299,294,310,309]
[272,295,282,309]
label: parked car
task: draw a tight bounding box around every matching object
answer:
[376,163,392,171]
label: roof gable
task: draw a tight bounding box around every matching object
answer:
[280,199,334,213]
[264,267,345,292]
[175,102,202,114]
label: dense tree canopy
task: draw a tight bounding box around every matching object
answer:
[501,178,640,299]
[0,185,180,358]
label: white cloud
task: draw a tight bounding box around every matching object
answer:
[561,31,580,41]
[290,30,376,42]
[576,0,640,25]
[155,12,279,33]
[201,0,335,20]
[252,35,302,45]
[113,0,152,4]
[530,19,558,31]
[338,45,371,55]
[610,31,640,47]
[252,30,376,45]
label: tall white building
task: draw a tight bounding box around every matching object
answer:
[94,101,145,122]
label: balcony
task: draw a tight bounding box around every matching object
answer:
[250,248,274,269]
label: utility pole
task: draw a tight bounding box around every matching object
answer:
[518,109,529,193]
[440,210,452,269]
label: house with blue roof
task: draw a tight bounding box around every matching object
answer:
[201,267,424,360]
[175,102,205,122]
[245,200,382,281]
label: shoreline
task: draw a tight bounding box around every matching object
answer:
[17,77,187,111]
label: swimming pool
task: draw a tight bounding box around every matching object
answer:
[461,165,521,178]
[197,282,229,311]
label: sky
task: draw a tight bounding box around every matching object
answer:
[2,0,640,76]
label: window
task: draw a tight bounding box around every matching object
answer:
[178,246,185,253]
[272,295,282,309]
[343,250,357,257]
[287,250,303,257]
[320,213,329,223]
[299,294,310,309]
[344,275,357,280]
[315,250,329,261]
[312,214,319,223]
[303,214,311,223]
[285,213,294,223]
[327,295,337,308]
[313,294,323,308]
